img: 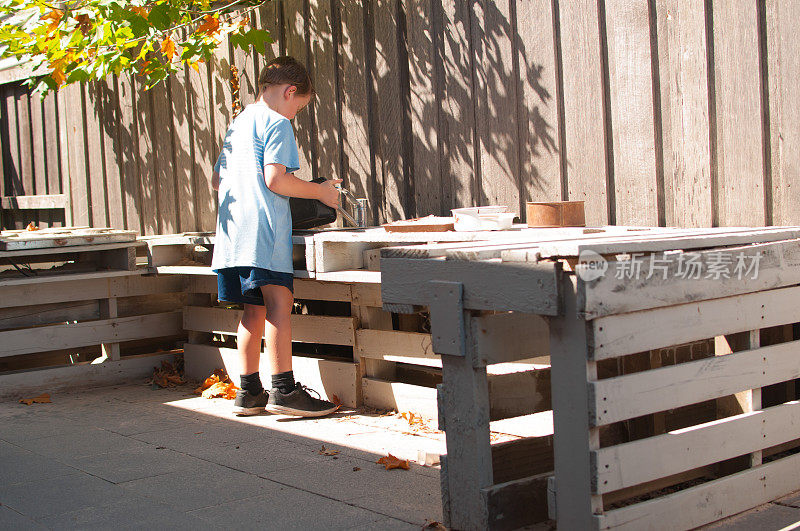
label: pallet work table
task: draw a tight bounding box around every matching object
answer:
[379,225,800,530]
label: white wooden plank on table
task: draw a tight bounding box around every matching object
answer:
[0,228,138,251]
[590,284,800,360]
[589,340,800,426]
[0,241,142,258]
[381,257,560,314]
[594,451,800,530]
[182,306,356,346]
[0,311,182,357]
[593,401,800,494]
[580,237,800,319]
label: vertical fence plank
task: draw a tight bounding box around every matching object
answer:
[211,35,234,161]
[605,0,659,226]
[657,0,712,228]
[100,77,125,229]
[189,63,217,232]
[284,0,316,181]
[767,0,800,226]
[171,63,196,233]
[30,90,48,226]
[515,0,561,208]
[473,0,521,215]
[84,82,108,227]
[339,1,373,211]
[373,0,409,221]
[406,0,439,216]
[15,85,34,199]
[134,79,158,235]
[1,87,18,199]
[43,91,63,225]
[309,0,342,187]
[63,83,89,227]
[558,0,610,225]
[117,74,142,233]
[711,1,765,226]
[151,81,178,234]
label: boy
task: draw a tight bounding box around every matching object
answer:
[211,56,341,417]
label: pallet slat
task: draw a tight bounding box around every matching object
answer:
[182,305,356,346]
[0,311,182,357]
[593,401,800,494]
[590,340,800,426]
[594,452,800,530]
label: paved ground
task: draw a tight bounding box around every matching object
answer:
[1,382,799,530]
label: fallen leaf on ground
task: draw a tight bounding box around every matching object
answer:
[423,520,447,530]
[19,393,51,405]
[330,393,341,406]
[201,380,238,399]
[150,358,186,389]
[376,454,410,471]
[352,466,361,471]
[319,445,339,456]
[25,222,39,231]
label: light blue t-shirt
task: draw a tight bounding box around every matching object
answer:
[211,102,300,274]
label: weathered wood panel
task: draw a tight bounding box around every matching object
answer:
[0,1,799,234]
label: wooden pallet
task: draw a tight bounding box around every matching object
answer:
[379,228,800,530]
[0,226,137,251]
[0,268,186,397]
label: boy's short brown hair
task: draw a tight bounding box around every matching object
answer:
[258,56,314,95]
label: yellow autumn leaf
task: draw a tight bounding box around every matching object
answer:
[376,454,410,471]
[161,35,175,62]
[19,393,51,405]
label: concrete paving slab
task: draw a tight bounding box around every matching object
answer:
[346,516,421,530]
[0,504,46,530]
[777,491,800,509]
[0,472,129,519]
[266,453,442,524]
[62,445,208,484]
[0,441,79,486]
[129,419,267,453]
[0,413,94,443]
[117,460,273,511]
[15,426,149,459]
[701,502,800,530]
[188,488,391,530]
[35,497,210,531]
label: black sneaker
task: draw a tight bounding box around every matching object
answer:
[266,382,339,417]
[233,389,269,416]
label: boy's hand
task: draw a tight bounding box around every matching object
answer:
[318,179,343,209]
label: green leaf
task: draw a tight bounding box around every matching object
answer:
[147,3,171,31]
[229,28,271,53]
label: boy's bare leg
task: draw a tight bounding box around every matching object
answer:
[238,303,267,375]
[260,284,294,374]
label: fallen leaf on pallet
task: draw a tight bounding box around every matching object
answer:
[399,411,424,427]
[423,520,447,530]
[19,393,51,405]
[352,466,361,471]
[376,454,410,471]
[318,445,339,456]
[25,222,39,231]
[194,369,228,394]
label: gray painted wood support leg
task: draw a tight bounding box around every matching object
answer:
[548,274,602,528]
[99,297,120,360]
[430,281,493,529]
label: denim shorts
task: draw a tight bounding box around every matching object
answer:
[216,267,294,305]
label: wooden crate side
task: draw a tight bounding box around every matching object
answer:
[491,434,554,485]
[182,305,356,346]
[590,340,800,426]
[481,472,551,530]
[590,284,800,360]
[0,310,182,357]
[593,400,800,494]
[355,329,438,365]
[361,377,439,418]
[594,451,800,530]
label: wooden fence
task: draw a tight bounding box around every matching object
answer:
[2,0,800,233]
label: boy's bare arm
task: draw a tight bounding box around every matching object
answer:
[264,163,341,208]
